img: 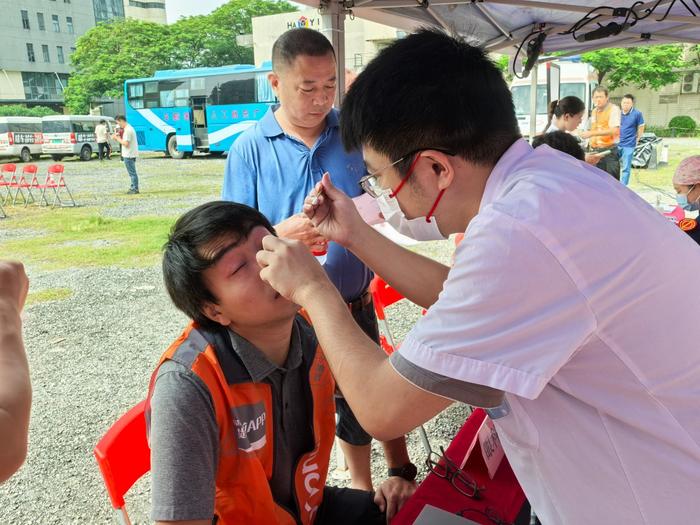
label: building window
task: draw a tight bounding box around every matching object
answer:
[26,43,36,62]
[42,44,50,62]
[57,46,64,64]
[37,12,45,31]
[66,16,74,33]
[52,14,60,32]
[128,0,166,8]
[22,71,69,101]
[21,10,30,29]
[93,0,125,23]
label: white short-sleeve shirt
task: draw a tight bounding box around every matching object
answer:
[393,139,700,524]
[121,123,139,159]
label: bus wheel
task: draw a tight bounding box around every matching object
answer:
[51,155,64,161]
[167,135,185,160]
[80,145,92,161]
[20,148,31,163]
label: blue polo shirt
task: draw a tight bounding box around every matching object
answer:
[222,106,371,302]
[619,107,645,148]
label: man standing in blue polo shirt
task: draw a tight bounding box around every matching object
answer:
[618,94,645,186]
[222,28,415,502]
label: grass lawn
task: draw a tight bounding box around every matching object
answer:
[628,138,697,202]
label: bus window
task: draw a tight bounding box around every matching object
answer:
[191,78,205,91]
[128,83,144,98]
[72,121,96,132]
[559,83,586,103]
[511,85,548,115]
[218,74,255,105]
[256,73,275,103]
[0,124,8,134]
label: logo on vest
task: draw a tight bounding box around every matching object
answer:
[231,402,267,453]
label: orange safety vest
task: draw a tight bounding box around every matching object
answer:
[590,104,620,149]
[146,318,337,525]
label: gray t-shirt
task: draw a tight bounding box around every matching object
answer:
[149,321,313,522]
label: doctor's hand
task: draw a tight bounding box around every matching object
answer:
[257,235,336,308]
[303,173,366,248]
[374,477,417,523]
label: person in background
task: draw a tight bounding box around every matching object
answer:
[542,97,603,166]
[532,130,585,161]
[673,155,700,244]
[543,96,585,135]
[95,120,111,161]
[0,260,31,483]
[112,115,139,195]
[222,28,414,494]
[618,94,645,186]
[581,86,621,179]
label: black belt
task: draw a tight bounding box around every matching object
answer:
[348,290,372,312]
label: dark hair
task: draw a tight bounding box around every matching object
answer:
[593,85,609,96]
[340,28,520,169]
[99,119,106,124]
[544,96,585,134]
[532,130,585,161]
[272,28,335,71]
[162,201,275,328]
[622,93,635,102]
[115,115,126,122]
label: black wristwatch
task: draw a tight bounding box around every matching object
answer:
[388,462,418,482]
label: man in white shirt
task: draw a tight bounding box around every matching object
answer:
[95,120,110,161]
[113,115,139,194]
[256,29,700,524]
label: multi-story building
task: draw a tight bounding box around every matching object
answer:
[0,0,165,110]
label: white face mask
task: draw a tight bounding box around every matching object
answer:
[376,193,447,241]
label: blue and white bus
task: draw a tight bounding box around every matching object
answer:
[124,62,276,158]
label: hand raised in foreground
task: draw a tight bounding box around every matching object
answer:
[274,213,328,254]
[0,261,29,315]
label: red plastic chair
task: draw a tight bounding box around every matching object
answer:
[94,400,150,525]
[369,276,432,454]
[12,164,38,206]
[0,163,17,204]
[37,164,75,208]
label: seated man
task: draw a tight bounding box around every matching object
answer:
[147,201,414,525]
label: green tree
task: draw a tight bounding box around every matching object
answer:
[64,19,175,113]
[581,45,687,90]
[0,105,58,117]
[64,0,296,113]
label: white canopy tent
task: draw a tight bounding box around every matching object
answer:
[303,0,700,107]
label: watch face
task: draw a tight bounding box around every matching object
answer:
[404,462,418,481]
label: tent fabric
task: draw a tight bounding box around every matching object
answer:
[298,0,700,55]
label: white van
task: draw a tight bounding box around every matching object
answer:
[0,117,43,163]
[510,61,598,137]
[42,115,121,161]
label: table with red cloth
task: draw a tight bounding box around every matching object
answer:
[391,408,526,525]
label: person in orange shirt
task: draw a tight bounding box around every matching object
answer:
[581,86,621,180]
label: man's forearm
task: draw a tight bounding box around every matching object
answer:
[0,309,31,482]
[346,223,450,309]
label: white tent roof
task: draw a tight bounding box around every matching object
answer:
[303,0,700,56]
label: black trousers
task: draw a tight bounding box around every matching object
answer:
[317,486,385,525]
[593,145,620,180]
[98,142,111,160]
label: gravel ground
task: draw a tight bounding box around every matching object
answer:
[0,155,468,524]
